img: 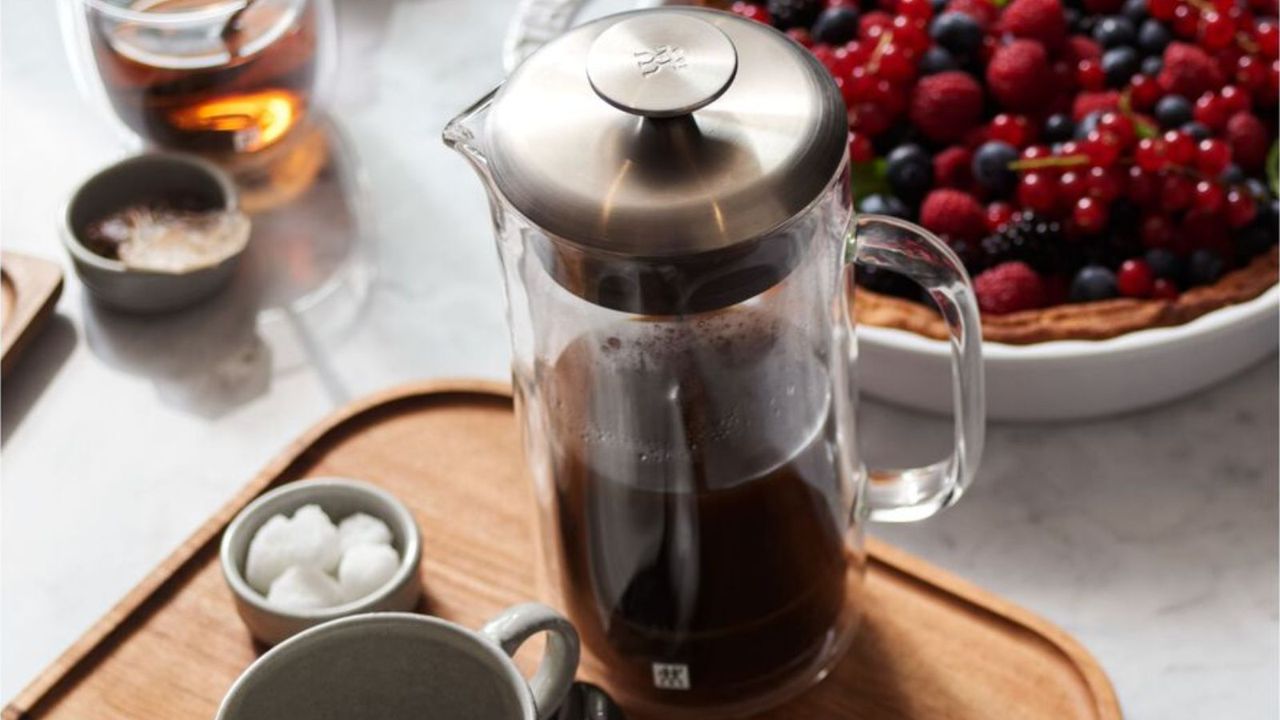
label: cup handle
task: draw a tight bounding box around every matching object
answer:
[847,214,986,522]
[481,602,581,720]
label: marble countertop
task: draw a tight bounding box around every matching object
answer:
[2,0,1276,716]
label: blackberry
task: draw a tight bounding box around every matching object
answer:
[982,214,1066,273]
[767,0,823,29]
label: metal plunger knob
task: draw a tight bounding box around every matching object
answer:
[585,14,739,119]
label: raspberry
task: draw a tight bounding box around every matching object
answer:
[1072,90,1121,120]
[920,189,988,241]
[910,72,985,143]
[998,0,1068,51]
[934,146,975,189]
[1158,43,1224,100]
[1225,112,1269,171]
[1065,35,1103,63]
[974,261,1048,314]
[945,0,1000,29]
[986,40,1055,113]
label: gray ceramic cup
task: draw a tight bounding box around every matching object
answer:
[216,606,581,720]
[62,152,245,313]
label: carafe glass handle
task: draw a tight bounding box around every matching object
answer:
[847,214,986,522]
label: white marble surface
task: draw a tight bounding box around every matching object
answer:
[1,0,1276,717]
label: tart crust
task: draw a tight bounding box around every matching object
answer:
[855,246,1279,345]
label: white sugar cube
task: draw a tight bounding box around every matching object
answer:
[243,504,341,593]
[337,512,393,553]
[338,543,401,602]
[266,565,343,611]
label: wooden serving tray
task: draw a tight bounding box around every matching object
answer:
[6,380,1121,720]
[0,252,63,376]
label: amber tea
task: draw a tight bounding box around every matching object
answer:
[87,0,318,154]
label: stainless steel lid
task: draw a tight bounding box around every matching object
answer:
[486,7,847,313]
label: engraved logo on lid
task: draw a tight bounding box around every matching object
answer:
[634,45,687,76]
[652,662,691,690]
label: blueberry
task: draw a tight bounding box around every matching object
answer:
[1102,47,1140,87]
[1238,223,1278,259]
[1070,265,1119,301]
[930,0,948,12]
[1219,163,1245,184]
[1122,0,1148,24]
[1077,14,1098,34]
[857,265,918,298]
[1141,55,1164,76]
[930,12,984,56]
[858,193,911,220]
[1180,121,1211,140]
[972,141,1019,195]
[1075,111,1105,139]
[1244,178,1271,202]
[1187,250,1225,286]
[767,0,824,30]
[1144,248,1184,284]
[1043,113,1076,143]
[812,6,860,45]
[1137,18,1171,54]
[1094,16,1137,48]
[919,46,960,75]
[1155,95,1192,128]
[885,144,934,202]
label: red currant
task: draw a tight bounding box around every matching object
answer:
[730,1,771,24]
[876,45,917,84]
[1136,138,1171,171]
[989,114,1033,148]
[987,202,1016,231]
[891,15,931,54]
[1117,259,1156,298]
[1098,112,1136,149]
[1173,4,1200,36]
[1141,214,1176,247]
[1163,130,1197,166]
[1200,11,1236,49]
[1237,55,1268,90]
[1077,59,1106,91]
[1152,278,1179,299]
[1226,187,1258,227]
[1073,197,1109,233]
[1018,173,1059,214]
[848,132,875,163]
[1193,180,1226,214]
[1086,166,1122,201]
[1218,85,1251,114]
[1162,173,1195,211]
[849,102,891,135]
[1129,74,1162,110]
[1259,20,1280,58]
[1193,93,1229,130]
[1195,138,1233,175]
[1082,129,1122,167]
[1060,171,1088,201]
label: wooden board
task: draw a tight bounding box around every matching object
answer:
[5,380,1122,720]
[0,252,63,376]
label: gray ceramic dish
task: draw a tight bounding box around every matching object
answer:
[62,152,246,313]
[220,477,423,646]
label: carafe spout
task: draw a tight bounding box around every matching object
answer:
[443,88,504,223]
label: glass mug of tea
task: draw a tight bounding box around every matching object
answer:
[61,0,333,155]
[445,8,985,717]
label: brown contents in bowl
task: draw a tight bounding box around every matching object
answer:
[84,204,250,273]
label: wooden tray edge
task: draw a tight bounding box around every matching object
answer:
[1,252,64,377]
[4,378,1121,720]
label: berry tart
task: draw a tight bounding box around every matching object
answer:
[731,0,1280,344]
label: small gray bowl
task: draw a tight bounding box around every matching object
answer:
[63,152,246,313]
[220,478,423,646]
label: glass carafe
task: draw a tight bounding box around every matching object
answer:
[445,8,985,717]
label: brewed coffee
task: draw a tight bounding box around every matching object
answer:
[541,310,852,705]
